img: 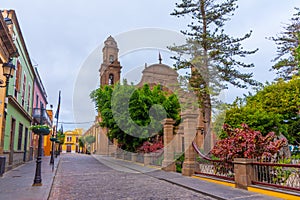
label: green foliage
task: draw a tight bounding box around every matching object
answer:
[270,8,300,79]
[175,153,185,173]
[56,131,65,145]
[169,0,259,145]
[85,135,96,145]
[30,124,50,130]
[90,83,181,152]
[78,137,85,148]
[222,77,300,144]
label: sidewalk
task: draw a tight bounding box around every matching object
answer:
[93,155,281,200]
[0,156,60,200]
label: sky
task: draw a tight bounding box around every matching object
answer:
[1,0,299,131]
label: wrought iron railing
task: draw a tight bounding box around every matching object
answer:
[32,108,52,125]
[192,142,235,181]
[252,161,300,192]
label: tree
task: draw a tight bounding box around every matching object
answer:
[222,77,300,144]
[169,0,259,150]
[56,131,65,155]
[211,124,287,161]
[90,83,180,152]
[296,32,300,69]
[269,7,300,79]
[78,137,85,153]
[85,135,96,153]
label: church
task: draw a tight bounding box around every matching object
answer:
[83,35,213,174]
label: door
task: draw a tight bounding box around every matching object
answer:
[66,145,71,153]
[9,118,16,165]
[23,128,28,162]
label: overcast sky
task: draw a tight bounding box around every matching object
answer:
[1,1,299,131]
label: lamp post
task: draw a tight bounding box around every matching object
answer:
[32,105,44,186]
[0,58,15,88]
[49,126,55,166]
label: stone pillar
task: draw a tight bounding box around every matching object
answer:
[144,153,151,166]
[131,153,137,162]
[233,158,255,189]
[196,108,205,149]
[162,118,176,172]
[182,112,198,176]
[99,127,109,155]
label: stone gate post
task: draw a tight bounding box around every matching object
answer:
[162,118,176,172]
[182,112,198,176]
[233,158,255,189]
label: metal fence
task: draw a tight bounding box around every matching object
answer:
[193,142,235,181]
[195,159,235,181]
[252,161,300,192]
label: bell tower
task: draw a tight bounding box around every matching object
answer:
[99,36,122,86]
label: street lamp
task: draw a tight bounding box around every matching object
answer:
[0,58,15,88]
[32,105,45,186]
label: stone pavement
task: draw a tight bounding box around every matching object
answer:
[49,154,280,200]
[0,156,60,200]
[0,154,282,200]
[49,154,213,200]
[93,155,281,200]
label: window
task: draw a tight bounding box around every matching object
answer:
[17,123,23,150]
[15,60,21,92]
[108,74,114,85]
[67,136,72,142]
[109,55,114,63]
[22,74,26,107]
[27,84,31,112]
[36,95,39,108]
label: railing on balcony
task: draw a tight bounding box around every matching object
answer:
[32,108,52,125]
[252,160,300,192]
[193,142,235,181]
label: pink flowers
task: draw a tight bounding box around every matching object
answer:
[139,140,164,153]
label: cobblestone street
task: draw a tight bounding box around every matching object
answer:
[49,154,214,200]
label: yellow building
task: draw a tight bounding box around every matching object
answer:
[62,128,82,153]
[43,109,53,156]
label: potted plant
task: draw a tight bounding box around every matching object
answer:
[50,137,57,142]
[30,125,51,135]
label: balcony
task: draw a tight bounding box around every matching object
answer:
[32,108,52,126]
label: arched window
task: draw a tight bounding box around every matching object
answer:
[109,55,114,63]
[108,74,114,85]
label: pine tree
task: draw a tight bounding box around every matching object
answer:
[169,0,259,151]
[270,7,300,79]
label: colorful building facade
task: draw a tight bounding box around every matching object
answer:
[1,10,35,169]
[0,9,18,175]
[31,67,51,159]
[62,128,82,153]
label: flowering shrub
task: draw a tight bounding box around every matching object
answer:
[211,123,287,161]
[138,140,164,153]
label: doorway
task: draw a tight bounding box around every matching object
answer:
[9,118,16,165]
